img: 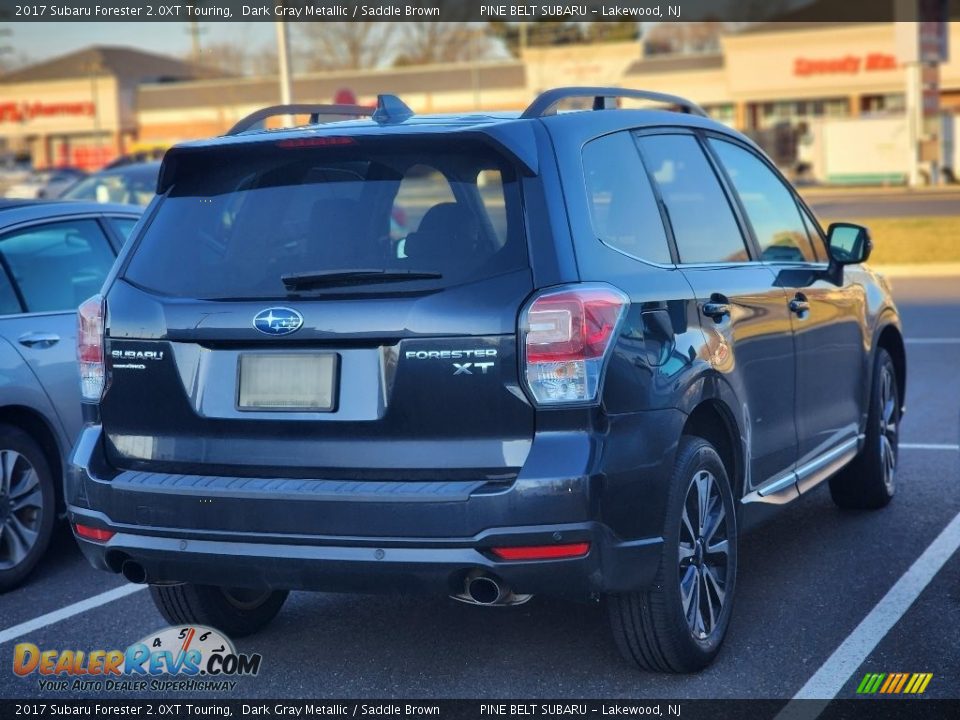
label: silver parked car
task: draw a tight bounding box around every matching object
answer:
[60,162,160,207]
[4,168,88,200]
[0,199,141,590]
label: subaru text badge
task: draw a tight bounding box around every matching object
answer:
[253,307,303,336]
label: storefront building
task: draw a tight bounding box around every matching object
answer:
[2,23,958,180]
[0,46,216,170]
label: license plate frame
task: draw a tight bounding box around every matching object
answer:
[236,353,339,412]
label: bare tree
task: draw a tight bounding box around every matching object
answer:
[643,21,732,56]
[250,47,279,77]
[195,41,250,75]
[393,23,497,66]
[296,22,398,71]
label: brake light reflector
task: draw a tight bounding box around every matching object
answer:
[491,543,590,561]
[77,295,104,402]
[276,136,356,148]
[74,523,114,542]
[520,284,628,405]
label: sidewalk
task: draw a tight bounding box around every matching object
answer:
[872,263,960,277]
[799,184,960,198]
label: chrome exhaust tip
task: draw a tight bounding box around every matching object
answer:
[467,575,504,605]
[120,559,147,584]
[450,570,533,607]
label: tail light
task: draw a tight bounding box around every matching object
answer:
[77,295,105,402]
[519,284,629,406]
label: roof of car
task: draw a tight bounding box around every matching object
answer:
[89,161,162,175]
[176,107,727,148]
[161,105,743,184]
[0,200,142,229]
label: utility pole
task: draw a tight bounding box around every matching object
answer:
[275,20,293,125]
[188,21,203,64]
[896,0,948,187]
[0,26,13,74]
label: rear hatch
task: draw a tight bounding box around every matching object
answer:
[101,135,534,480]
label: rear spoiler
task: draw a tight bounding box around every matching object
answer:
[157,126,539,194]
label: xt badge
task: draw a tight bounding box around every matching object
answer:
[453,362,494,375]
[404,348,497,376]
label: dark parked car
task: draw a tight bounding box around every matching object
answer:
[0,200,140,591]
[61,162,160,207]
[68,89,905,672]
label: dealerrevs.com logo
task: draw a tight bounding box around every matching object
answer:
[13,626,262,692]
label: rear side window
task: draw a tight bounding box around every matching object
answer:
[124,141,525,299]
[107,216,139,245]
[582,132,671,264]
[0,219,115,313]
[636,134,749,264]
[710,139,817,263]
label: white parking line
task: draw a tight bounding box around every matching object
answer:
[901,443,960,451]
[904,338,960,345]
[787,510,960,703]
[0,583,145,646]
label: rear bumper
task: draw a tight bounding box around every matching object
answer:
[67,411,683,599]
[69,518,661,598]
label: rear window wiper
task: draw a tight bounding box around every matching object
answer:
[281,268,442,290]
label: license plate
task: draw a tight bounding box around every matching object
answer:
[237,353,338,411]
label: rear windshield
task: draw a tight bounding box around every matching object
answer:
[123,140,526,299]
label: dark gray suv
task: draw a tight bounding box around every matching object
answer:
[67,89,905,672]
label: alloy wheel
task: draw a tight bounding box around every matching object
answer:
[678,469,731,640]
[879,366,898,495]
[0,449,43,570]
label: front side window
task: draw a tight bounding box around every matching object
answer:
[798,203,827,262]
[710,138,816,263]
[636,134,749,264]
[582,131,671,264]
[0,219,115,313]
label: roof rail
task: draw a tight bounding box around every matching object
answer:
[226,103,373,135]
[521,87,708,119]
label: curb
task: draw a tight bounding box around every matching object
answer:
[871,263,960,278]
[799,187,960,198]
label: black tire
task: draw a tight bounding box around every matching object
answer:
[607,436,738,673]
[829,348,900,510]
[0,424,56,592]
[149,583,288,638]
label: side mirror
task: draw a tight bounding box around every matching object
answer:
[827,222,872,265]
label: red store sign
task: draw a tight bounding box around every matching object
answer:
[0,101,96,123]
[794,53,899,77]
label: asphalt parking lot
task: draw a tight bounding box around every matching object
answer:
[1,275,957,702]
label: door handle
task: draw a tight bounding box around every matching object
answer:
[789,295,810,316]
[701,298,731,322]
[18,332,60,348]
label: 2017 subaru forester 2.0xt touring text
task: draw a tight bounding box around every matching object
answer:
[68,89,905,673]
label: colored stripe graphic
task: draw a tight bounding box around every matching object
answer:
[857,672,933,694]
[894,673,910,693]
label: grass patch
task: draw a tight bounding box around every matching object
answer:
[849,216,960,264]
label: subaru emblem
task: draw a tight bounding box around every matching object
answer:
[253,307,303,336]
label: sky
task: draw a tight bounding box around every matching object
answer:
[4,22,276,66]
